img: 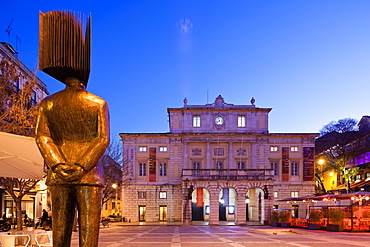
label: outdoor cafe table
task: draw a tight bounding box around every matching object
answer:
[0,233,30,247]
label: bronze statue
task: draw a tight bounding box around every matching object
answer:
[36,10,109,247]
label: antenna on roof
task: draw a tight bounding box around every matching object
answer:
[15,35,21,51]
[5,18,14,43]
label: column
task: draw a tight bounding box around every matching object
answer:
[228,142,234,169]
[183,141,189,169]
[250,143,256,169]
[206,142,211,169]
[182,183,192,225]
[208,187,220,225]
[236,192,247,225]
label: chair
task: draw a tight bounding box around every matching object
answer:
[35,231,52,247]
[0,233,31,247]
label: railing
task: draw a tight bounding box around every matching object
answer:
[182,169,274,181]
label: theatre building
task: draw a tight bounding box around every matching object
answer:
[120,95,317,225]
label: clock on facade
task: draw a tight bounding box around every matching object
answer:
[215,116,224,125]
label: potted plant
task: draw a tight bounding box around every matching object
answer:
[308,210,324,230]
[327,208,345,232]
[271,211,280,227]
[279,210,291,227]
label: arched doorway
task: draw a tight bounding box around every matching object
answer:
[218,188,236,222]
[246,188,265,224]
[191,188,210,222]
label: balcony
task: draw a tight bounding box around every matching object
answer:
[182,169,274,182]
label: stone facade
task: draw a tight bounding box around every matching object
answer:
[120,95,317,224]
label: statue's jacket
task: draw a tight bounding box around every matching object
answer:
[35,85,110,187]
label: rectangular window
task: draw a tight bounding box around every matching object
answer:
[291,162,299,176]
[291,146,299,152]
[237,161,245,169]
[159,163,167,176]
[238,116,246,127]
[139,163,147,176]
[193,116,200,127]
[193,162,201,175]
[159,191,167,199]
[215,162,223,169]
[139,146,147,152]
[31,90,37,101]
[270,146,278,152]
[273,192,278,198]
[159,146,167,152]
[271,162,278,176]
[138,192,146,199]
[291,191,299,198]
[14,79,20,92]
[193,162,200,169]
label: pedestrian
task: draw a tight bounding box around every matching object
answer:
[41,209,48,224]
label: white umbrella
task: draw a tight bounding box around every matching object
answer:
[0,132,43,180]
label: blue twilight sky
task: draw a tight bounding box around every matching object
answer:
[2,1,370,136]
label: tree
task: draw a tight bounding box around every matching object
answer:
[101,136,123,208]
[0,58,41,230]
[0,59,39,136]
[319,118,358,137]
[316,118,360,193]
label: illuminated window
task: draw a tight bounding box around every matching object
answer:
[291,191,299,198]
[205,205,210,214]
[193,116,200,127]
[274,192,278,198]
[238,116,246,127]
[291,162,299,176]
[159,163,167,176]
[159,146,167,152]
[270,146,278,152]
[228,206,235,214]
[139,163,146,176]
[291,146,299,152]
[139,146,147,152]
[159,192,167,199]
[271,162,278,176]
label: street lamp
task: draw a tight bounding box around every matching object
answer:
[317,159,325,165]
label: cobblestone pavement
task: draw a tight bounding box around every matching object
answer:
[70,225,370,247]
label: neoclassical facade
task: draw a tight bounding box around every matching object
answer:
[120,95,317,225]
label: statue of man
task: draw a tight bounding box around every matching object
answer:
[36,11,109,247]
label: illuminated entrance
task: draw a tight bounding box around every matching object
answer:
[191,188,210,221]
[159,206,167,221]
[219,188,236,221]
[139,206,146,221]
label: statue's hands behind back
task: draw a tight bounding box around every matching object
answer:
[54,163,86,182]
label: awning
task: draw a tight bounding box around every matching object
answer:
[0,132,44,180]
[330,180,370,191]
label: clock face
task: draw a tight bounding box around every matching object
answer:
[215,117,224,125]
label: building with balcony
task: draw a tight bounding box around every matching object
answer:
[0,42,49,224]
[120,95,317,225]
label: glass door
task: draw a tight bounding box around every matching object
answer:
[159,206,167,221]
[139,206,146,221]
